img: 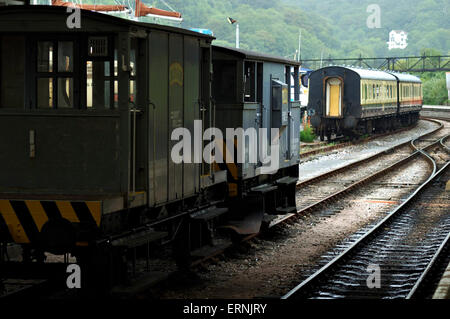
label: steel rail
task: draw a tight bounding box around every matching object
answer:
[406,134,450,299]
[268,118,444,227]
[407,228,450,299]
[300,125,416,158]
[283,137,449,299]
[297,118,443,188]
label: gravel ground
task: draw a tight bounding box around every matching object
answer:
[420,110,450,119]
[428,145,450,168]
[296,144,413,211]
[414,121,450,150]
[152,155,431,299]
[299,120,437,181]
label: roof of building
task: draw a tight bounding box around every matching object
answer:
[388,71,422,83]
[312,66,421,83]
[347,67,397,81]
[0,5,214,39]
[213,45,301,66]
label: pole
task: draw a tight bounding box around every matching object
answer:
[298,29,301,62]
[320,50,324,68]
[236,23,240,49]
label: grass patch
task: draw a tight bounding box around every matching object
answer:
[300,125,316,143]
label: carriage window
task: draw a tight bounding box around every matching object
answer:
[130,80,136,103]
[213,60,237,103]
[38,41,53,73]
[130,39,138,104]
[257,63,263,102]
[86,36,118,109]
[58,42,73,73]
[114,49,119,108]
[37,78,53,108]
[87,61,112,108]
[58,78,73,108]
[36,40,74,108]
[0,36,25,108]
[244,61,256,102]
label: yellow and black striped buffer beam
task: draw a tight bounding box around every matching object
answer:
[0,199,102,244]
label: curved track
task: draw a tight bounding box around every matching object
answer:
[268,118,445,227]
[300,124,418,158]
[283,133,450,299]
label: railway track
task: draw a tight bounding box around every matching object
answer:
[190,119,446,268]
[0,261,68,299]
[157,119,449,299]
[192,119,447,264]
[283,134,450,299]
[1,278,48,298]
[3,119,447,298]
[300,123,419,159]
[267,118,445,227]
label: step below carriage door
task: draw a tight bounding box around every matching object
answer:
[325,77,343,117]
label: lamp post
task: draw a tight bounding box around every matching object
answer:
[227,17,239,49]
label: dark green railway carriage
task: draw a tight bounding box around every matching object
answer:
[0,6,229,275]
[0,6,302,289]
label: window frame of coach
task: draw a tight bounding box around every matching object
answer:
[0,33,138,110]
[30,34,82,110]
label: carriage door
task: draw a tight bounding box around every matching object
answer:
[200,46,212,177]
[326,78,342,117]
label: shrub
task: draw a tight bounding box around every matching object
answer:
[300,125,316,143]
[420,72,448,105]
